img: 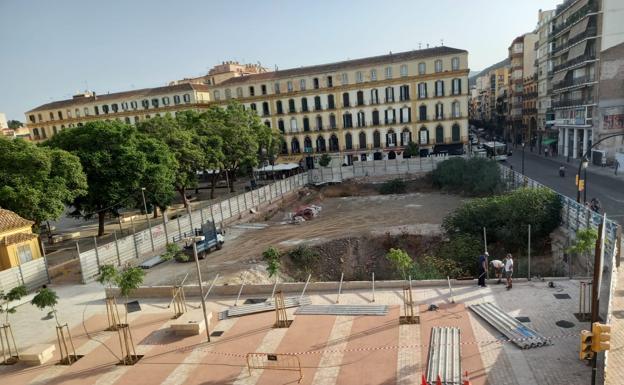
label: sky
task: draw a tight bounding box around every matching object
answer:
[0,0,561,121]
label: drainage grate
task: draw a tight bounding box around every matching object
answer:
[126,301,142,313]
[515,316,531,323]
[244,298,267,305]
[210,331,224,337]
[553,294,571,300]
[555,320,575,328]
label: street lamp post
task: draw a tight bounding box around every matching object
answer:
[140,187,155,251]
[521,142,525,175]
[186,204,211,343]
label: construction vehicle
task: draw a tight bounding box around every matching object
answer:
[174,221,225,258]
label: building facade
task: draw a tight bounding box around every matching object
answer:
[522,74,538,148]
[535,9,556,153]
[207,47,470,166]
[0,209,42,271]
[25,83,212,142]
[551,0,602,159]
[508,33,538,145]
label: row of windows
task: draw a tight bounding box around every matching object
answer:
[273,102,462,133]
[28,94,193,123]
[244,80,463,116]
[214,57,462,100]
[284,124,463,154]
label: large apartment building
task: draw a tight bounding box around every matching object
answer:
[508,33,538,145]
[207,47,470,166]
[535,9,556,153]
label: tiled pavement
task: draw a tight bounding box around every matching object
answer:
[605,262,624,385]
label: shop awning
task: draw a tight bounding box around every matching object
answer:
[542,138,557,145]
[567,40,588,61]
[275,155,302,164]
[551,70,568,85]
[568,17,590,39]
[255,163,300,172]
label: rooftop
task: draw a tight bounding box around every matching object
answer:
[0,208,34,233]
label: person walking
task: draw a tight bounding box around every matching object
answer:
[478,252,489,287]
[504,253,514,290]
[490,259,504,284]
[544,147,549,157]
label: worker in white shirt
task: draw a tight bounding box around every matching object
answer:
[490,259,504,284]
[504,253,514,290]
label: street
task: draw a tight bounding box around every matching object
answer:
[504,146,624,226]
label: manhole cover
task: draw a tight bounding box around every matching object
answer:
[515,316,531,323]
[244,298,267,304]
[555,320,575,328]
[211,331,224,337]
[553,294,571,299]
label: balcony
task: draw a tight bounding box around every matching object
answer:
[552,96,595,108]
[552,52,596,73]
[552,27,597,54]
[553,74,596,91]
[552,1,598,36]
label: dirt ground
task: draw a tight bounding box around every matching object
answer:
[143,180,466,286]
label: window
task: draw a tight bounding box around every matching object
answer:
[32,128,39,137]
[400,106,411,123]
[399,85,410,101]
[357,111,365,127]
[276,100,284,114]
[400,64,408,77]
[66,109,72,118]
[75,108,81,117]
[327,76,333,87]
[418,82,427,99]
[131,101,138,110]
[329,135,339,152]
[28,114,35,123]
[262,102,270,116]
[236,87,243,97]
[313,78,319,89]
[288,99,296,113]
[274,83,280,94]
[304,137,312,153]
[249,86,255,96]
[300,79,306,91]
[301,97,308,112]
[451,57,460,71]
[419,127,429,145]
[134,116,140,123]
[261,84,267,95]
[125,117,131,124]
[327,95,335,109]
[386,130,397,147]
[356,71,363,83]
[385,87,394,103]
[58,111,63,119]
[370,69,377,81]
[341,73,348,85]
[357,91,364,106]
[343,112,353,128]
[435,60,443,73]
[102,105,109,114]
[370,89,379,104]
[373,131,381,148]
[84,107,90,116]
[452,124,460,142]
[385,66,392,79]
[303,117,310,131]
[418,62,426,75]
[316,115,323,130]
[435,80,445,97]
[384,108,396,124]
[224,89,231,99]
[151,98,159,108]
[37,113,42,121]
[290,117,298,132]
[53,126,58,135]
[250,103,257,112]
[419,105,427,121]
[291,138,300,153]
[345,133,353,150]
[183,94,191,103]
[49,112,54,120]
[452,78,462,95]
[372,110,380,125]
[436,125,444,143]
[317,136,327,152]
[314,96,322,111]
[329,113,337,129]
[111,103,118,113]
[342,92,350,107]
[452,101,460,117]
[173,95,180,105]
[17,244,33,264]
[278,119,285,133]
[435,103,444,120]
[264,120,271,128]
[121,102,128,111]
[401,128,411,146]
[359,131,367,149]
[287,81,293,92]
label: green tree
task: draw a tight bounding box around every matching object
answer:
[403,141,419,158]
[318,153,332,167]
[31,287,60,325]
[566,228,598,274]
[263,246,281,278]
[0,285,27,324]
[116,267,145,322]
[437,234,482,275]
[432,157,503,196]
[186,110,226,199]
[7,120,23,129]
[0,137,87,231]
[137,113,205,207]
[47,121,173,236]
[385,248,414,279]
[136,134,177,217]
[97,265,119,290]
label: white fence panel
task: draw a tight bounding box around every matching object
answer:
[79,249,99,283]
[97,240,119,266]
[117,235,137,265]
[19,258,48,291]
[0,266,23,292]
[151,224,167,250]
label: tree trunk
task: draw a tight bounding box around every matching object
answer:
[153,206,159,219]
[227,170,235,193]
[209,172,219,199]
[98,211,106,237]
[178,187,188,208]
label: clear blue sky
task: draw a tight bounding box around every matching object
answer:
[0,0,561,121]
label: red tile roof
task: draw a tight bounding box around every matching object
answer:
[0,209,33,233]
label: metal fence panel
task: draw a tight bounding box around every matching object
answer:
[0,266,24,292]
[79,249,99,283]
[18,258,49,291]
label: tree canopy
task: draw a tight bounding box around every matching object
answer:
[0,137,87,227]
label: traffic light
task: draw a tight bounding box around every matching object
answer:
[591,322,611,352]
[580,330,594,360]
[579,179,585,191]
[575,174,579,186]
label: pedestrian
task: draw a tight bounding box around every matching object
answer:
[504,253,514,290]
[601,156,607,168]
[615,160,620,176]
[478,252,488,287]
[490,259,504,284]
[544,147,549,157]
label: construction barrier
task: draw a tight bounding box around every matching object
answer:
[0,257,49,292]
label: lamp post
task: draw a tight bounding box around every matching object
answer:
[186,204,211,343]
[521,142,525,175]
[576,158,589,203]
[140,187,155,251]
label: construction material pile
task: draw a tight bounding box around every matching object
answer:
[290,205,322,223]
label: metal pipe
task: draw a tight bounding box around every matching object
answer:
[234,273,247,307]
[203,274,220,302]
[300,274,311,301]
[371,272,375,303]
[336,272,344,304]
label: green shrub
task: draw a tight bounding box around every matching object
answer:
[385,248,413,279]
[319,154,332,167]
[442,187,562,252]
[161,243,182,261]
[263,246,281,277]
[410,256,462,280]
[432,157,503,196]
[436,234,483,275]
[288,245,319,273]
[379,179,407,194]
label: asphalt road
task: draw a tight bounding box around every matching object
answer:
[504,147,624,226]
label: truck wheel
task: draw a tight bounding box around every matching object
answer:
[216,243,222,250]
